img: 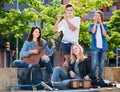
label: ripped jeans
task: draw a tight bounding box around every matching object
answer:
[13,58,53,75]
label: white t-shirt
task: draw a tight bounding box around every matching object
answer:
[58,17,80,44]
[96,24,103,48]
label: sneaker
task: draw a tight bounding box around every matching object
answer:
[46,81,53,88]
[41,81,53,91]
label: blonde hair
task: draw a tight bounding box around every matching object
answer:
[70,44,86,64]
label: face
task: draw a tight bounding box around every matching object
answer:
[65,7,74,16]
[72,45,80,56]
[32,28,40,39]
[94,12,101,22]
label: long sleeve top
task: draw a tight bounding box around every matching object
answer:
[68,58,93,79]
[19,38,55,59]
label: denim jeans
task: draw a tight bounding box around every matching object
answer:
[13,59,53,75]
[51,67,70,89]
[91,49,106,79]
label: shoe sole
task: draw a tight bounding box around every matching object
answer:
[41,81,53,91]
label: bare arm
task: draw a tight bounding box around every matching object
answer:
[91,16,97,34]
[91,24,97,34]
[99,19,107,36]
[101,24,107,36]
[53,15,63,32]
[64,15,77,31]
[65,19,77,31]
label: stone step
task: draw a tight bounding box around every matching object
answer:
[0,67,120,91]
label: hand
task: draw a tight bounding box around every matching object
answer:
[93,16,97,24]
[57,15,63,21]
[29,49,38,54]
[70,71,76,78]
[83,75,90,80]
[50,38,56,48]
[41,55,50,62]
[64,14,68,21]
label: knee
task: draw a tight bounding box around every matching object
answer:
[42,58,50,63]
[12,60,19,67]
[54,67,61,72]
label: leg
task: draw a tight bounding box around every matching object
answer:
[51,67,70,89]
[61,42,72,68]
[51,67,68,82]
[91,50,99,78]
[64,55,70,67]
[39,59,53,75]
[52,79,71,90]
[13,60,29,68]
[98,51,106,79]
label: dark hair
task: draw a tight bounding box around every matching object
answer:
[27,26,42,46]
[66,4,73,9]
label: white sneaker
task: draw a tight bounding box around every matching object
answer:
[41,81,53,91]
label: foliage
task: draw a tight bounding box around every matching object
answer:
[106,10,120,58]
[79,21,91,47]
[69,0,114,17]
[0,0,119,59]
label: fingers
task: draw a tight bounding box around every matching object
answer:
[50,39,56,47]
[57,15,63,20]
[70,71,75,78]
[41,55,50,61]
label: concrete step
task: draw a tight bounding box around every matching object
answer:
[0,67,120,91]
[4,87,120,92]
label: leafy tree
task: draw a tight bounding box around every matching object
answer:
[69,0,119,58]
[0,0,119,59]
[69,0,115,17]
[107,10,120,58]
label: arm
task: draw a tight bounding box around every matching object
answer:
[85,58,93,79]
[98,16,108,36]
[20,41,38,58]
[20,41,30,58]
[91,24,97,34]
[53,15,63,32]
[64,16,80,31]
[42,39,56,56]
[100,24,108,36]
[90,16,97,34]
[68,63,76,78]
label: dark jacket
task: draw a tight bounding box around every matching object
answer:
[68,58,93,79]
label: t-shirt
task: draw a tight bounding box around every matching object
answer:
[96,24,103,48]
[58,17,80,44]
[74,62,81,79]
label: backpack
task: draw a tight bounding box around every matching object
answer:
[18,64,44,90]
[30,64,44,89]
[30,64,44,84]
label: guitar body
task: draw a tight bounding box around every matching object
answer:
[22,46,45,65]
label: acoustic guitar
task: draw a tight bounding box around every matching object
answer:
[22,31,62,65]
[22,46,45,65]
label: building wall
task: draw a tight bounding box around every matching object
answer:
[62,0,69,5]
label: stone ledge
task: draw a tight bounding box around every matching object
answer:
[0,68,18,91]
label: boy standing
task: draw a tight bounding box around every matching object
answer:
[53,4,80,68]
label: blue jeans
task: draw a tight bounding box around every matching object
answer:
[13,59,53,75]
[91,50,106,79]
[51,67,70,89]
